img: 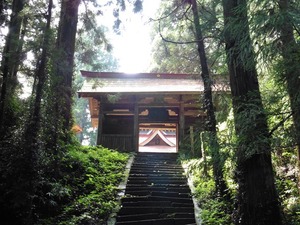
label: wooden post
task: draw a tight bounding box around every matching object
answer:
[133,98,139,152]
[96,99,104,145]
[190,126,195,156]
[179,95,185,148]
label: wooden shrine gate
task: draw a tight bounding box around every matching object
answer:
[78,71,228,152]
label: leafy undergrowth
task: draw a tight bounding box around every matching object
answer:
[194,179,233,225]
[182,157,300,225]
[276,169,300,225]
[40,145,129,225]
[182,158,233,225]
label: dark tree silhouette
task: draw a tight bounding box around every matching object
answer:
[0,0,26,137]
[222,0,283,224]
[278,0,300,191]
[190,0,228,198]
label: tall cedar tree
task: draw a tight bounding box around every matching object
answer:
[0,0,26,137]
[278,0,300,190]
[222,0,283,224]
[25,0,52,143]
[52,0,80,144]
[22,1,53,223]
[189,0,228,198]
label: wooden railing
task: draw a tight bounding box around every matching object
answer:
[99,134,133,152]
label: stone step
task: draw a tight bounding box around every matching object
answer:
[129,173,185,178]
[117,213,160,222]
[129,169,184,174]
[132,162,179,165]
[115,152,196,225]
[133,160,179,164]
[125,183,189,187]
[122,201,194,207]
[132,161,180,165]
[131,168,182,171]
[117,212,195,222]
[125,186,191,193]
[132,163,180,167]
[125,190,191,198]
[132,162,182,167]
[132,160,179,163]
[135,153,178,158]
[128,176,186,181]
[127,179,186,184]
[118,206,195,215]
[130,167,183,171]
[115,218,196,225]
[122,196,193,204]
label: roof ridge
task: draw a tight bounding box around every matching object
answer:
[80,71,198,79]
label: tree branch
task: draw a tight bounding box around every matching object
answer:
[82,0,110,49]
[269,112,293,137]
[149,2,183,22]
[293,23,300,36]
[158,20,213,45]
[178,4,191,21]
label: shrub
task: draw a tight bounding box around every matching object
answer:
[39,145,129,225]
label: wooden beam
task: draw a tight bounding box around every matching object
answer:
[139,123,177,129]
[190,126,195,156]
[179,95,185,148]
[102,103,134,110]
[133,98,139,152]
[96,100,104,145]
[138,103,180,108]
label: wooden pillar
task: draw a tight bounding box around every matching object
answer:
[133,98,139,152]
[96,99,104,145]
[190,126,195,156]
[179,95,185,148]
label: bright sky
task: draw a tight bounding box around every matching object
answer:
[104,0,161,73]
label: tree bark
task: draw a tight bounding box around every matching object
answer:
[278,0,300,191]
[0,0,26,137]
[22,2,53,223]
[25,0,52,144]
[52,0,80,142]
[190,0,228,197]
[200,131,208,177]
[222,0,283,224]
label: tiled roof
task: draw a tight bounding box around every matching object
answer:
[79,78,203,95]
[78,71,228,96]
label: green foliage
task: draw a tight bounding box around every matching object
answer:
[72,96,97,145]
[39,145,129,225]
[200,196,233,225]
[272,145,300,225]
[73,21,119,145]
[259,56,300,225]
[179,110,236,225]
[149,0,226,74]
[182,158,233,225]
[276,174,300,225]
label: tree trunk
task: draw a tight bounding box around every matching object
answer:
[190,0,228,198]
[222,0,283,224]
[25,0,52,144]
[278,0,300,191]
[0,0,26,137]
[21,1,53,223]
[200,131,208,177]
[52,0,80,142]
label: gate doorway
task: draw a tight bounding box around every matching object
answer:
[138,123,178,153]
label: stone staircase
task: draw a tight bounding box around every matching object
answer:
[115,152,196,225]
